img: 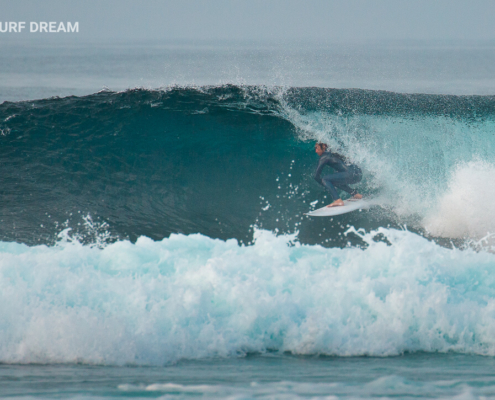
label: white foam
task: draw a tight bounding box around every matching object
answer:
[118,377,474,399]
[424,160,495,241]
[0,228,495,365]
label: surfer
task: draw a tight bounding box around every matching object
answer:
[314,142,363,207]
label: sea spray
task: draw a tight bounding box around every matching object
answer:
[424,160,495,242]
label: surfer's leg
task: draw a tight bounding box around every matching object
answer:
[329,170,363,200]
[333,182,354,194]
[322,174,344,201]
[322,173,347,207]
[333,182,362,198]
[334,184,362,199]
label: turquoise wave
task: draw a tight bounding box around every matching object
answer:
[0,85,494,245]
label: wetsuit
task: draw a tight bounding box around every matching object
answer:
[314,151,362,201]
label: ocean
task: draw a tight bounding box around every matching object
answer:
[1,39,495,399]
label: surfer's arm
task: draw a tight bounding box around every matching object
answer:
[313,158,326,185]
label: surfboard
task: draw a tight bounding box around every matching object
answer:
[305,198,374,217]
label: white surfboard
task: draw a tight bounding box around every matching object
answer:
[305,198,375,217]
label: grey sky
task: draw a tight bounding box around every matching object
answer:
[1,0,494,43]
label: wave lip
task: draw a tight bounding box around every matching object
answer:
[1,227,495,365]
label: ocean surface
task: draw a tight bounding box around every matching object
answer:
[1,39,495,399]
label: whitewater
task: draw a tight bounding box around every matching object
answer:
[2,226,495,366]
[1,40,495,399]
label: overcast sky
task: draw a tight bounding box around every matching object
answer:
[1,0,494,43]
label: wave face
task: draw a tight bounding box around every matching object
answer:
[1,85,495,245]
[1,85,495,365]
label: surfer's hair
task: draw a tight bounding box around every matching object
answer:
[316,142,328,150]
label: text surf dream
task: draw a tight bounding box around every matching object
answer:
[0,22,79,33]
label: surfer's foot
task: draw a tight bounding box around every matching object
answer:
[352,193,363,199]
[326,199,344,207]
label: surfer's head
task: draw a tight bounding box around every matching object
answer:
[315,142,327,156]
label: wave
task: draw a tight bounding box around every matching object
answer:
[1,85,495,246]
[1,227,495,365]
[2,86,495,365]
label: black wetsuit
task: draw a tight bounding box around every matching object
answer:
[314,151,362,201]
